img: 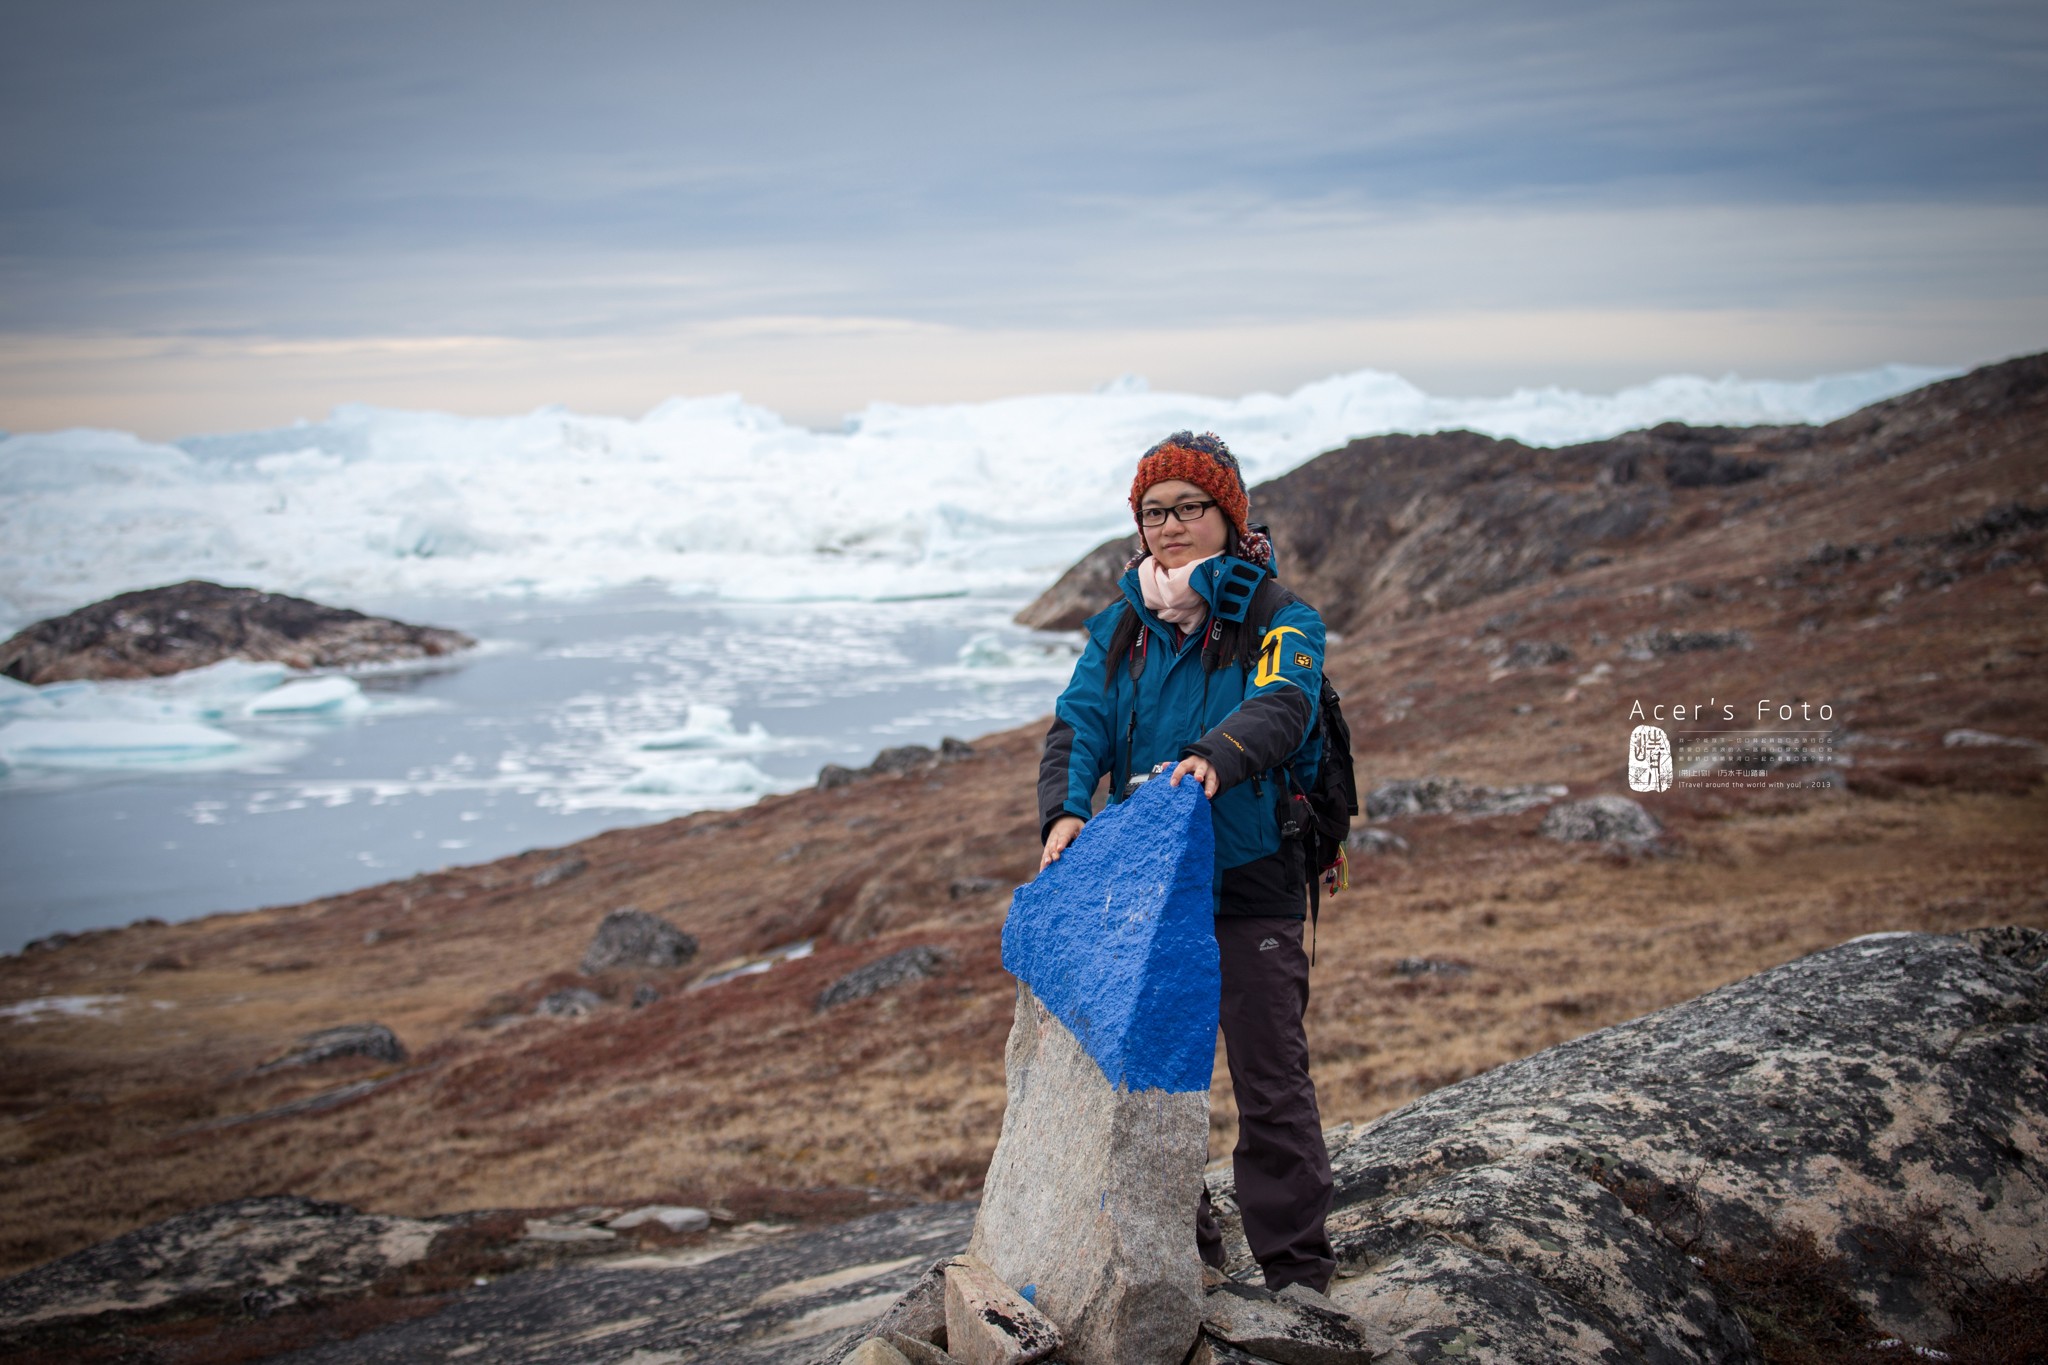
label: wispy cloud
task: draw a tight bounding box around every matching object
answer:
[2,1,2043,433]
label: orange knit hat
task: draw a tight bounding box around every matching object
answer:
[1129,430,1250,534]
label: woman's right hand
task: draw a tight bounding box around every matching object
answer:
[1039,815,1085,872]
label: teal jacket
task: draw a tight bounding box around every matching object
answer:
[1037,551,1327,916]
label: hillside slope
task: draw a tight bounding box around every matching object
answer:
[2,355,2044,1285]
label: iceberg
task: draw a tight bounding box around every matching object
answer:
[0,363,1955,635]
[242,676,371,716]
[0,719,247,768]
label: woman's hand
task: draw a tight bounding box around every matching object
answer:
[1169,754,1218,798]
[1039,815,1085,872]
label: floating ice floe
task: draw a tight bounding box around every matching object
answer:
[634,703,777,752]
[241,676,372,716]
[950,632,1085,678]
[0,659,427,780]
[0,719,248,769]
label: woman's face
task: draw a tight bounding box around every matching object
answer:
[1139,478,1231,571]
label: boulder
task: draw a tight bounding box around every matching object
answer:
[1344,828,1408,857]
[1943,727,2044,751]
[252,1022,406,1073]
[846,1339,913,1365]
[942,1254,1061,1365]
[880,1332,961,1364]
[530,855,587,889]
[1537,793,1662,844]
[1012,533,1141,632]
[1295,927,2048,1362]
[1365,776,1568,821]
[969,775,1217,1365]
[1621,626,1753,659]
[1201,1281,1387,1364]
[581,906,699,973]
[857,1257,950,1348]
[0,1196,440,1331]
[1496,639,1573,670]
[535,987,602,1017]
[606,1205,710,1234]
[818,945,948,1010]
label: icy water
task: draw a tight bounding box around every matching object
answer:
[0,585,1078,953]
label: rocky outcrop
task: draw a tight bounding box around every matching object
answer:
[7,929,2039,1363]
[252,1022,407,1074]
[819,739,978,790]
[1013,534,1140,632]
[968,775,1218,1365]
[818,945,949,1010]
[1364,776,1569,821]
[943,1254,1062,1363]
[1537,794,1663,845]
[0,1196,443,1332]
[581,906,700,973]
[1016,355,2048,636]
[0,579,474,684]
[1293,926,2047,1362]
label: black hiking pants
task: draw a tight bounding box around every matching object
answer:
[1194,915,1336,1292]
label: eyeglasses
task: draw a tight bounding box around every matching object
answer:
[1137,498,1218,527]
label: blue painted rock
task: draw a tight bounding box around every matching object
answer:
[971,775,1219,1365]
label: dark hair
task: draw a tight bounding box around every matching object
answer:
[1103,527,1264,682]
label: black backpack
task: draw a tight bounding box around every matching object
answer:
[1251,584,1359,934]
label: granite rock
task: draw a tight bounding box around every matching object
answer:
[971,776,1218,1365]
[1201,1281,1387,1364]
[252,1022,406,1074]
[1537,793,1663,844]
[581,906,699,973]
[1302,927,2047,1361]
[818,945,948,1011]
[942,1254,1061,1365]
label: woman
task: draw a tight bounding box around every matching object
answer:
[1036,430,1336,1294]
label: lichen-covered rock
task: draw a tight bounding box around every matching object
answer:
[1201,1280,1387,1363]
[818,946,947,1010]
[1365,776,1568,821]
[581,906,698,973]
[252,1022,406,1073]
[534,987,602,1017]
[1300,927,2047,1361]
[0,1196,440,1330]
[1537,793,1662,844]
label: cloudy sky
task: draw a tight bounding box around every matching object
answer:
[3,0,2045,437]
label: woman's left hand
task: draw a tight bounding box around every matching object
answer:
[1168,754,1218,798]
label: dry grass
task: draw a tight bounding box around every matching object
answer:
[3,395,2045,1280]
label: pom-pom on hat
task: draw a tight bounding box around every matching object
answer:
[1130,430,1250,533]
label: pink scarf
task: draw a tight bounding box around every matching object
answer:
[1138,553,1217,633]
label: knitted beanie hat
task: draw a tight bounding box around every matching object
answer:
[1128,430,1272,568]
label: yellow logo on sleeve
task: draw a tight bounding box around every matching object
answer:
[1254,625,1307,687]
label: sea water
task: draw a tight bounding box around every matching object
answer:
[0,584,1078,953]
[0,360,1957,952]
